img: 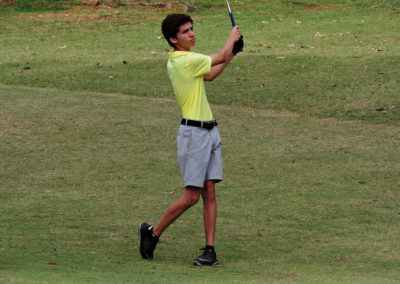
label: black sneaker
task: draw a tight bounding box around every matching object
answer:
[138,222,159,259]
[193,247,219,266]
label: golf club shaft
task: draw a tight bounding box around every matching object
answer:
[226,0,236,27]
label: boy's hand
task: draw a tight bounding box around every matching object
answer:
[233,35,244,55]
[229,26,241,43]
[229,26,243,55]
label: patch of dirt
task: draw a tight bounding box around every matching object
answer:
[135,1,196,12]
[3,1,196,23]
[285,0,352,11]
[10,10,150,24]
[306,4,352,11]
[70,1,196,12]
[9,5,172,24]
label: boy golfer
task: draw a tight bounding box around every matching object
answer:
[139,13,242,266]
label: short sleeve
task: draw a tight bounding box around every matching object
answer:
[187,53,212,77]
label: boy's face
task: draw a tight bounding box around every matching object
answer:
[170,21,195,51]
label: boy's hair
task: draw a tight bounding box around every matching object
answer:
[162,14,193,47]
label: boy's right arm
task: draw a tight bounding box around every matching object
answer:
[203,26,241,81]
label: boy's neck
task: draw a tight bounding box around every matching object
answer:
[174,48,190,52]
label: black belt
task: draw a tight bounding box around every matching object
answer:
[181,118,218,130]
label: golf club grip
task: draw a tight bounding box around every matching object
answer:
[229,12,236,27]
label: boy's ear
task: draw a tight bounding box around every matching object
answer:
[170,37,178,46]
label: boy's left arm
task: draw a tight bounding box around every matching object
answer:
[203,58,233,81]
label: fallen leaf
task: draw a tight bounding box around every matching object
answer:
[259,43,271,48]
[47,262,57,265]
[58,45,67,49]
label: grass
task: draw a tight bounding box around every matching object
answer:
[0,1,399,124]
[1,84,399,283]
[1,0,400,283]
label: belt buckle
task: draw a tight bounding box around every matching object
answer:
[205,121,212,130]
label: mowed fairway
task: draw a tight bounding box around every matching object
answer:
[1,83,399,282]
[1,0,400,283]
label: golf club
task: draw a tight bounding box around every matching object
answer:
[226,0,236,27]
[226,0,243,54]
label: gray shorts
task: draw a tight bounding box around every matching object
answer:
[177,124,223,188]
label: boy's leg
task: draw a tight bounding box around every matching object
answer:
[201,180,217,246]
[140,187,201,260]
[193,180,219,266]
[153,187,201,237]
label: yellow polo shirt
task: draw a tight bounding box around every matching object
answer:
[167,51,213,121]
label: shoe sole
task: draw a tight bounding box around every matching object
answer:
[193,260,219,266]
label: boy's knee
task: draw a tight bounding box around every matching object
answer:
[184,187,201,206]
[204,181,216,199]
[187,195,200,206]
[204,192,216,203]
